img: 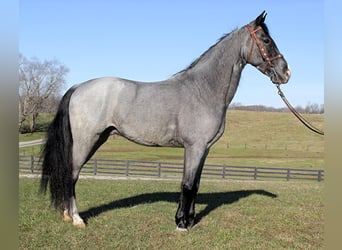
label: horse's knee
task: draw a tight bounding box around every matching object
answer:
[181,182,198,196]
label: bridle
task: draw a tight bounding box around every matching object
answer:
[247,25,324,136]
[246,25,283,73]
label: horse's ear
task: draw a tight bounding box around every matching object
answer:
[254,11,267,26]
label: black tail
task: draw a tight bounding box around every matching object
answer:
[40,87,77,211]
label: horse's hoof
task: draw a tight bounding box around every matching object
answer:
[63,213,72,222]
[74,221,86,228]
[176,226,188,232]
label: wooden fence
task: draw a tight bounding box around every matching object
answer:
[19,155,324,182]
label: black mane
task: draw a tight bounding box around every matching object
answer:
[174,30,236,75]
[175,22,270,76]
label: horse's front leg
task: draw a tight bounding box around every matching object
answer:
[175,145,208,231]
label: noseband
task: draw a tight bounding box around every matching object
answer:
[246,25,283,72]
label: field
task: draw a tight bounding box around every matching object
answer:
[19,177,323,249]
[19,111,324,248]
[19,110,324,169]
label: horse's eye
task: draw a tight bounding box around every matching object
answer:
[263,38,270,44]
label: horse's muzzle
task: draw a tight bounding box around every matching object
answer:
[269,67,291,84]
[282,68,291,84]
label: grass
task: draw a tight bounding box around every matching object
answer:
[19,110,324,169]
[19,177,323,249]
[19,132,46,142]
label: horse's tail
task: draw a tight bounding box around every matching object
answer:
[40,86,77,211]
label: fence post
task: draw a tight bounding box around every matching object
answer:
[30,155,34,173]
[254,167,257,180]
[93,159,97,175]
[287,169,291,181]
[126,160,130,176]
[222,165,226,179]
[318,170,322,182]
[157,163,161,177]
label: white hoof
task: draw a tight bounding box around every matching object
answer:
[72,214,86,228]
[176,226,188,232]
[73,221,86,228]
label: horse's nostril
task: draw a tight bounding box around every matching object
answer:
[286,68,291,78]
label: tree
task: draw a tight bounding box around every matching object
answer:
[304,102,324,114]
[19,54,69,132]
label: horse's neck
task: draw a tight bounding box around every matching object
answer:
[183,31,245,109]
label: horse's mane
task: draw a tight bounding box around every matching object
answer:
[174,29,237,75]
[174,22,269,76]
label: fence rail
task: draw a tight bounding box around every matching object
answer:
[19,155,324,182]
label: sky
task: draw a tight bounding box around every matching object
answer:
[19,0,324,108]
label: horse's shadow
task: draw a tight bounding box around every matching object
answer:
[80,189,277,225]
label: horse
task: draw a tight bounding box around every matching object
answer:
[40,11,291,231]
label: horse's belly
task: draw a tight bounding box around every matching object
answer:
[132,136,183,147]
[117,122,183,147]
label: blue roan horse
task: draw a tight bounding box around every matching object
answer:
[40,11,290,231]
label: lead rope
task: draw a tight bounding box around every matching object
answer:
[276,84,324,136]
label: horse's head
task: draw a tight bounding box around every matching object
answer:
[243,11,291,84]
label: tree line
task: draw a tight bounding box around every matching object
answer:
[19,54,324,134]
[229,102,324,114]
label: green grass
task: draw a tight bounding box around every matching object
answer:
[19,110,324,169]
[19,132,46,142]
[19,177,323,249]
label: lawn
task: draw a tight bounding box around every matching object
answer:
[19,177,323,249]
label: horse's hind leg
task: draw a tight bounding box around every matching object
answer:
[62,159,86,227]
[63,180,85,227]
[68,179,86,227]
[64,127,114,227]
[62,150,90,227]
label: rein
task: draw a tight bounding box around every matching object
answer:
[276,84,324,136]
